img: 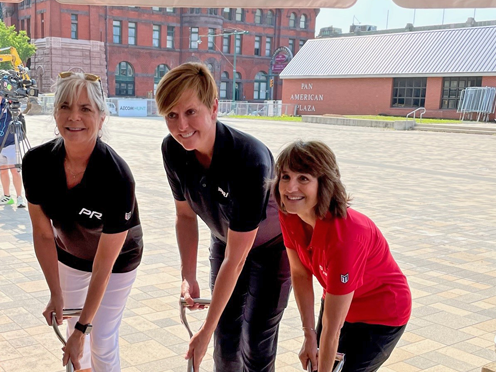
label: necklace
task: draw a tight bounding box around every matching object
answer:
[64,159,85,180]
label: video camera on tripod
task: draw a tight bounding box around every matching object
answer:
[0,68,36,170]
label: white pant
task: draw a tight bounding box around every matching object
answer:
[58,262,137,372]
[0,144,16,165]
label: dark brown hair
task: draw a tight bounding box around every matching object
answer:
[273,140,351,219]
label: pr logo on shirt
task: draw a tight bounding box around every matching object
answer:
[79,208,102,220]
[340,273,349,284]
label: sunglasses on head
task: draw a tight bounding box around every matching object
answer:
[58,71,105,100]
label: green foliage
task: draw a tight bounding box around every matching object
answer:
[0,20,36,69]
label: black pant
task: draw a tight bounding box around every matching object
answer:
[209,235,291,372]
[316,298,406,372]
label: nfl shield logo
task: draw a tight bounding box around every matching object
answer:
[340,273,349,284]
[125,212,132,221]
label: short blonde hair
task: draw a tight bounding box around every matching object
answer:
[155,62,217,116]
[53,72,108,117]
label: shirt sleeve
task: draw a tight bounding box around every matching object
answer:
[279,211,296,250]
[228,160,271,232]
[162,137,186,201]
[326,228,369,296]
[22,148,44,205]
[101,161,140,234]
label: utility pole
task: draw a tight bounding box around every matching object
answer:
[199,29,248,110]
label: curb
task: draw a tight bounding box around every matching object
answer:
[482,362,496,372]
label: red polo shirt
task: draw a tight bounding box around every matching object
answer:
[280,208,411,326]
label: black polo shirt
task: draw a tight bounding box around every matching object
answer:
[22,138,143,273]
[162,121,281,247]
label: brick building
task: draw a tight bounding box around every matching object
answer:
[281,22,496,120]
[2,2,317,101]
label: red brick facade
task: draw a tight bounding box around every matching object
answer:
[282,76,496,120]
[2,2,317,100]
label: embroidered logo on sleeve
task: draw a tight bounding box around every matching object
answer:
[125,211,132,221]
[340,273,349,284]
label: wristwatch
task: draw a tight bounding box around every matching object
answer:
[75,321,93,335]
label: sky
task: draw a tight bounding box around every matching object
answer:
[315,0,496,35]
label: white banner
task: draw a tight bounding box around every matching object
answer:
[117,100,147,117]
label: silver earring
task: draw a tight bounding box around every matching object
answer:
[54,127,60,136]
[98,129,103,138]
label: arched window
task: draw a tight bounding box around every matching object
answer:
[154,64,169,84]
[254,71,267,100]
[220,71,229,99]
[207,63,214,73]
[255,9,262,24]
[235,8,244,22]
[300,14,307,29]
[289,13,296,28]
[266,10,274,25]
[115,61,135,96]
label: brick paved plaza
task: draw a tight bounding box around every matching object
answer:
[1,115,495,372]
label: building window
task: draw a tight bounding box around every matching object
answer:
[208,8,218,15]
[152,7,159,11]
[25,0,31,7]
[113,21,122,44]
[254,36,261,56]
[235,34,242,54]
[71,14,77,39]
[254,71,267,100]
[41,13,45,38]
[220,71,229,99]
[300,14,307,29]
[190,27,199,49]
[265,37,272,56]
[128,22,136,45]
[299,39,306,49]
[223,35,230,53]
[255,9,262,24]
[288,39,295,55]
[190,8,201,14]
[392,78,427,108]
[266,10,274,25]
[154,64,169,83]
[208,28,216,50]
[153,25,160,48]
[441,76,482,109]
[235,8,244,22]
[223,8,232,20]
[26,18,31,38]
[166,7,174,13]
[115,61,134,96]
[289,12,296,28]
[167,26,174,48]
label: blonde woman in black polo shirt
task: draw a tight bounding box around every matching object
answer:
[22,72,143,371]
[157,62,291,372]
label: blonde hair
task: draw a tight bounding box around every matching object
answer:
[155,62,217,116]
[53,72,108,117]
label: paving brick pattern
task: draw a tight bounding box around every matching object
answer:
[0,115,495,372]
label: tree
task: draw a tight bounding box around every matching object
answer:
[0,20,36,68]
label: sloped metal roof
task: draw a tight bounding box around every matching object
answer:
[280,26,496,79]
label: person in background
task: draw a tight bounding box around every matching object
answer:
[0,93,25,207]
[156,62,291,372]
[273,140,411,372]
[22,72,143,371]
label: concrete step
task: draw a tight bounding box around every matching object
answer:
[414,124,496,135]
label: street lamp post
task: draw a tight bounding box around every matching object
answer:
[198,29,249,111]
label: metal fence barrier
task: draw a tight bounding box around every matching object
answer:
[457,86,496,122]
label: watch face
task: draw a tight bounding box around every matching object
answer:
[85,324,93,334]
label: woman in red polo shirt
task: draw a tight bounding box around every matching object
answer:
[273,141,411,372]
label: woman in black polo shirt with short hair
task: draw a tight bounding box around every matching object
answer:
[22,72,143,372]
[157,62,291,372]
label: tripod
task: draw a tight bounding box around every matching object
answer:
[0,100,30,171]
